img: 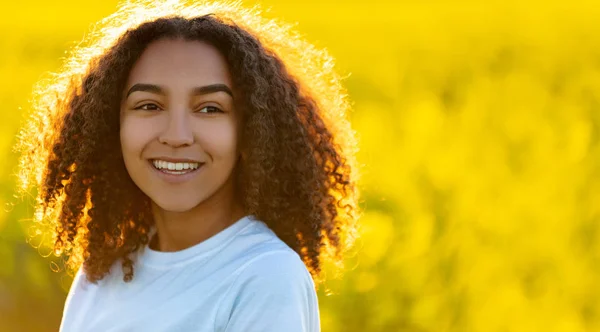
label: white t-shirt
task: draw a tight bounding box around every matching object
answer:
[59,215,321,332]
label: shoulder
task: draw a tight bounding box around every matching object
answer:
[215,249,321,331]
[230,217,316,288]
[227,218,307,272]
[219,246,317,308]
[233,248,313,289]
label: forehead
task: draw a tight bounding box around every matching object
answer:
[126,38,233,89]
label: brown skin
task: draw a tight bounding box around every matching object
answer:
[17,15,358,286]
[120,39,245,252]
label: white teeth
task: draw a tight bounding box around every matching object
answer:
[152,160,201,171]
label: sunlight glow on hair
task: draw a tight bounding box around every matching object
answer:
[15,0,359,282]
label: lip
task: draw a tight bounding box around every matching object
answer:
[147,160,205,184]
[149,157,202,163]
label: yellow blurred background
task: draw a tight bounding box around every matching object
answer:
[2,0,600,331]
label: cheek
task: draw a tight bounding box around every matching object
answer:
[197,120,238,160]
[120,117,154,159]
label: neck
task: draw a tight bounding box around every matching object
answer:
[149,179,245,252]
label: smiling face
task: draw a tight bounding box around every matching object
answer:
[120,38,240,212]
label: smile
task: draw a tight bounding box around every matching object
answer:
[150,159,205,177]
[149,159,204,183]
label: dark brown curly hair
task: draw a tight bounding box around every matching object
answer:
[15,1,359,287]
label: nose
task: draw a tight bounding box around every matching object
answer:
[158,110,194,147]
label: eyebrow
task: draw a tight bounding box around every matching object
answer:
[125,83,234,98]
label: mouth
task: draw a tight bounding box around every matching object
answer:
[149,159,205,175]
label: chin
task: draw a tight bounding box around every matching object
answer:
[151,196,204,213]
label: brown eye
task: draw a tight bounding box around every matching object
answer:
[135,103,161,111]
[197,106,223,114]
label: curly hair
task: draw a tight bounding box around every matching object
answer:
[15,0,359,287]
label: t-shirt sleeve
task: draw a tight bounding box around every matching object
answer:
[216,250,321,332]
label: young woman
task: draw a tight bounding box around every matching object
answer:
[15,1,359,331]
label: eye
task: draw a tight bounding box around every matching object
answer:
[197,106,223,114]
[134,103,161,111]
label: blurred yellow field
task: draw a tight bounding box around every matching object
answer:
[2,0,600,331]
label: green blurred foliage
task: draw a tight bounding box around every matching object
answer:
[2,0,600,331]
